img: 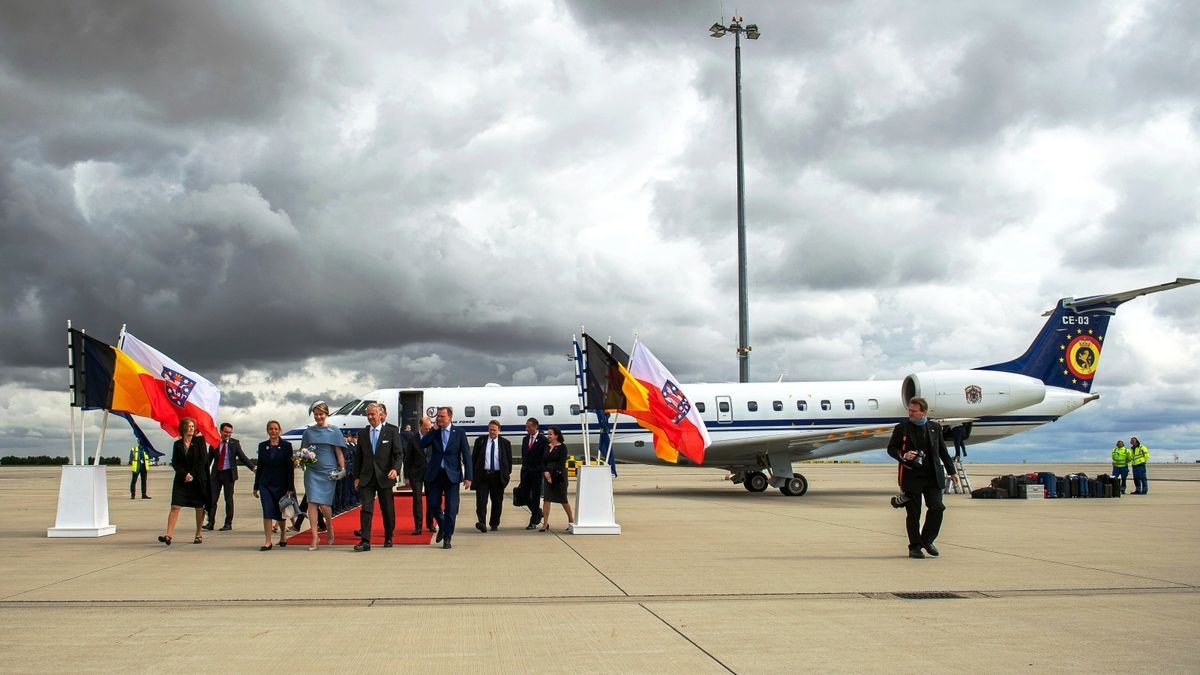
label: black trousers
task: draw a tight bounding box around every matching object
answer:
[475,471,505,528]
[903,480,946,549]
[409,478,435,531]
[130,467,148,497]
[358,483,395,542]
[519,472,542,526]
[209,470,235,526]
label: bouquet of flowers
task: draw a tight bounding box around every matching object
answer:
[293,446,317,470]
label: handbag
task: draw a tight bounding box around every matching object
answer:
[512,484,528,507]
[278,493,300,520]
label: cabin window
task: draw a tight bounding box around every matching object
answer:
[844,399,855,411]
[464,406,476,417]
[544,405,554,416]
[718,401,730,413]
[517,405,528,417]
[820,400,831,411]
[696,402,706,413]
[350,400,377,415]
[867,399,879,410]
[797,400,808,412]
[772,400,783,412]
[490,405,501,417]
[747,401,758,412]
[570,404,581,416]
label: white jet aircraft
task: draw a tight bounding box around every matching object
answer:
[284,279,1196,496]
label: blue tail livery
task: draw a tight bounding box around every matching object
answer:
[977,278,1197,392]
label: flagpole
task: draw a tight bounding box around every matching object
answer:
[67,321,78,466]
[573,332,592,465]
[602,336,620,474]
[91,324,126,467]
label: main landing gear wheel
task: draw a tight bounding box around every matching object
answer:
[743,471,769,492]
[780,473,808,497]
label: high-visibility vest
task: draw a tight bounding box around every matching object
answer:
[1130,444,1149,466]
[1111,446,1131,467]
[129,447,150,472]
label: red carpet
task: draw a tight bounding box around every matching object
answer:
[285,492,434,546]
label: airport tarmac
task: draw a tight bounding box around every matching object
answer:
[1,462,1197,673]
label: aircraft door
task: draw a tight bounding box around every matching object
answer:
[399,391,424,430]
[715,395,733,424]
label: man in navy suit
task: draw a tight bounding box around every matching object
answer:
[421,406,472,549]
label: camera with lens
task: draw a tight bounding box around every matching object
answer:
[890,492,912,508]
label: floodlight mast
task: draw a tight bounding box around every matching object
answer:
[710,17,760,383]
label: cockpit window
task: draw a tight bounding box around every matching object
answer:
[352,400,378,416]
[333,400,360,416]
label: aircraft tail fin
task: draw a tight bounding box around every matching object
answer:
[976,278,1197,391]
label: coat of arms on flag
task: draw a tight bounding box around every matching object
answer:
[661,380,691,424]
[162,367,196,407]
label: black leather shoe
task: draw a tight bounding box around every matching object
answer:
[490,525,498,532]
[442,540,452,549]
[383,540,393,548]
[141,495,151,499]
[219,524,232,531]
[475,522,486,533]
[525,524,537,530]
[130,495,135,500]
[923,544,940,557]
[908,548,926,559]
[203,523,214,531]
[353,542,371,552]
[435,529,444,543]
[411,529,422,535]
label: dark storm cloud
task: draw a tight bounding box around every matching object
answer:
[219,389,258,409]
[0,1,327,131]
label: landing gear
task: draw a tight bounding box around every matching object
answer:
[780,473,808,497]
[742,471,769,492]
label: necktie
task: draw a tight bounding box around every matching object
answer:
[371,426,379,450]
[219,442,227,469]
[489,439,496,471]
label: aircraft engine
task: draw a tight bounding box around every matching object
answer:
[901,370,1046,418]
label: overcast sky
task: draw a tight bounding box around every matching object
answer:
[1,0,1197,464]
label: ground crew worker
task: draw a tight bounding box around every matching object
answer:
[129,445,152,499]
[1110,440,1131,494]
[1129,436,1149,495]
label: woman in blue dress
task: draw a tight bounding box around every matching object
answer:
[301,401,347,550]
[253,420,295,551]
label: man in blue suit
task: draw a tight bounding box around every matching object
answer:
[421,406,473,549]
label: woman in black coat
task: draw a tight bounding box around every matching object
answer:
[158,417,210,545]
[538,427,575,532]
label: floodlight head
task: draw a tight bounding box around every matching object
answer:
[709,22,726,37]
[745,24,761,39]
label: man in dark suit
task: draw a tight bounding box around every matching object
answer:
[404,415,432,535]
[420,406,472,549]
[353,403,404,551]
[886,396,959,559]
[471,420,513,533]
[206,422,254,531]
[516,418,548,530]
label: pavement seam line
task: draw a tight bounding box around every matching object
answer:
[1,549,170,601]
[639,603,736,674]
[556,532,630,597]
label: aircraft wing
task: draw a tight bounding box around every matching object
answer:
[703,422,898,464]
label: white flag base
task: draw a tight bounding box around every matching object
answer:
[48,465,117,538]
[569,465,621,535]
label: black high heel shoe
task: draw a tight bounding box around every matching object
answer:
[157,535,171,545]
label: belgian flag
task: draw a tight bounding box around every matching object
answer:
[582,333,649,413]
[69,328,155,417]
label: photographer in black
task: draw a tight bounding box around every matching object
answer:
[887,396,959,559]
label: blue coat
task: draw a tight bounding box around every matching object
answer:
[421,426,473,484]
